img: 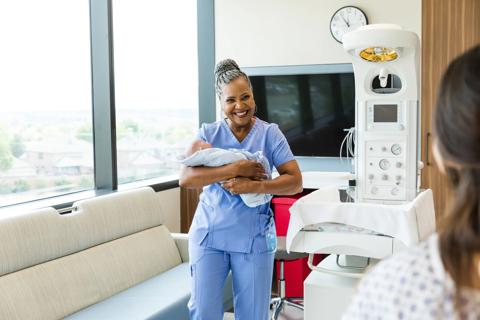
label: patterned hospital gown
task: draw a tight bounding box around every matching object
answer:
[343,233,480,320]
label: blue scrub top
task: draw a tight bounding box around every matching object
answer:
[189,118,295,253]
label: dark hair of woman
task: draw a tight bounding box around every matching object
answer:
[214,58,251,98]
[435,45,480,303]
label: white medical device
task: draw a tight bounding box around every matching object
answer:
[287,187,435,320]
[343,24,420,203]
[284,25,428,319]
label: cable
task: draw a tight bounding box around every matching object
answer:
[340,127,355,165]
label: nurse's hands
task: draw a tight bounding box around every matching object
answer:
[222,177,259,195]
[234,160,266,181]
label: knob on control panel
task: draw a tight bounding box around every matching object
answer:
[371,186,379,194]
[379,159,391,170]
[391,187,400,196]
[391,144,402,155]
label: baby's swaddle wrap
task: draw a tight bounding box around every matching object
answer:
[179,148,272,207]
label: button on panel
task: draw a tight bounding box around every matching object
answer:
[364,185,406,200]
[391,187,400,196]
[366,141,406,158]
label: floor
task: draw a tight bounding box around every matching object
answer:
[222,265,305,319]
[223,301,304,320]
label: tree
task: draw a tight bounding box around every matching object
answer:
[117,119,140,140]
[76,124,93,143]
[121,119,139,134]
[13,179,29,193]
[0,126,13,171]
[10,134,25,158]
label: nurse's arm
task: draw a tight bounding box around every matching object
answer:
[179,160,265,189]
[257,160,303,195]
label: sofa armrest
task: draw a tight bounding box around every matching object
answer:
[171,233,189,263]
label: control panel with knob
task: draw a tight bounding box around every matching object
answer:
[354,72,419,202]
[363,140,408,201]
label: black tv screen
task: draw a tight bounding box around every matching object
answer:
[247,66,355,157]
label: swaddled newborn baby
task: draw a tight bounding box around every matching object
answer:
[179,140,272,207]
[185,140,213,156]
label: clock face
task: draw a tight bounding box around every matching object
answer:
[330,6,368,43]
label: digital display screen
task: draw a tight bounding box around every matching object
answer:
[374,104,398,122]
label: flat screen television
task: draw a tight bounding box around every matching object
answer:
[243,64,355,157]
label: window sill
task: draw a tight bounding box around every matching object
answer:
[118,175,179,192]
[0,175,179,217]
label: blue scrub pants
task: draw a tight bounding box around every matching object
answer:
[188,242,275,320]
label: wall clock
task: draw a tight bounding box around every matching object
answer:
[330,6,368,43]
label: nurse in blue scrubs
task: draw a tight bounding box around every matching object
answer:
[179,58,303,320]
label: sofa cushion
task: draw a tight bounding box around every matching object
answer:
[0,225,182,320]
[66,262,234,320]
[0,187,164,277]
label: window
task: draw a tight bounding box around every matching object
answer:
[112,0,199,184]
[0,1,93,207]
[0,0,213,209]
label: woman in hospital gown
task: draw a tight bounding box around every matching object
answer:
[343,45,480,319]
[179,59,302,320]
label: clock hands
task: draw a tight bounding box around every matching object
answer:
[340,14,350,28]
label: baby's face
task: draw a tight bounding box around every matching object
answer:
[185,140,212,157]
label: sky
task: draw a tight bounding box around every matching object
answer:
[0,0,198,113]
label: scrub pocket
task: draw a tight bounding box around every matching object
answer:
[187,244,208,305]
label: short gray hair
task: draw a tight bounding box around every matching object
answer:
[214,59,252,98]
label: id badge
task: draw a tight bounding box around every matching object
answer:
[265,219,277,253]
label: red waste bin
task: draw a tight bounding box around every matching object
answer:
[272,194,324,298]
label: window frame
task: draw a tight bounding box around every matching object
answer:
[0,0,215,212]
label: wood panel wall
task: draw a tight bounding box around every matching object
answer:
[421,0,480,219]
[180,187,202,233]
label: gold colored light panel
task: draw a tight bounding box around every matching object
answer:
[359,47,398,62]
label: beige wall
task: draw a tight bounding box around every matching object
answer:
[215,0,421,67]
[156,187,180,233]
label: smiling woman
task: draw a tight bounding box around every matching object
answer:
[214,59,259,145]
[179,58,302,320]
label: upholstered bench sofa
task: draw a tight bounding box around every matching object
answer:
[0,187,233,319]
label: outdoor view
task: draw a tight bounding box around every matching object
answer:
[0,0,198,207]
[113,0,198,185]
